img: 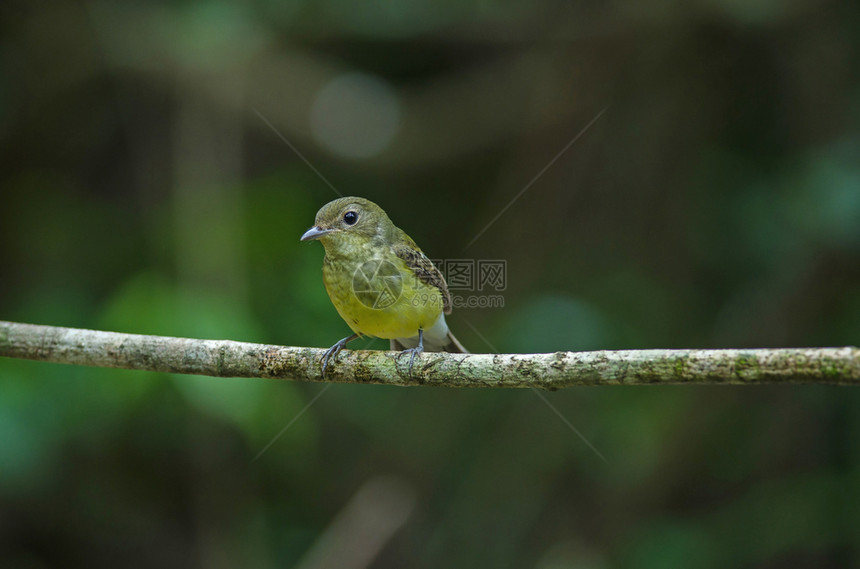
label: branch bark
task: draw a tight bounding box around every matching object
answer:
[1,321,858,389]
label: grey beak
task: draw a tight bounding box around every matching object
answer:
[300,226,333,241]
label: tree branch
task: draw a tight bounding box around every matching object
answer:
[1,320,858,389]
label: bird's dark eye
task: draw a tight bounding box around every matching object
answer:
[343,211,358,225]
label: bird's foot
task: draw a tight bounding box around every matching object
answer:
[396,346,424,376]
[395,328,424,376]
[321,334,359,378]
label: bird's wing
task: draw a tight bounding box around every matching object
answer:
[393,239,452,315]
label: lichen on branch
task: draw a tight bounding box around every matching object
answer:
[1,321,858,388]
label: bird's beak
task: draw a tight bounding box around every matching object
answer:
[300,226,333,242]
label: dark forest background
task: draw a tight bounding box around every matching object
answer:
[1,0,859,567]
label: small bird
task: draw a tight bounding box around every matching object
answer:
[301,196,468,376]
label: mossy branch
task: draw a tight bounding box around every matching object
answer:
[1,320,858,389]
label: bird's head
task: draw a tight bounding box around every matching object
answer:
[300,197,394,253]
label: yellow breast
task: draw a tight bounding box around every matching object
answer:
[323,254,444,339]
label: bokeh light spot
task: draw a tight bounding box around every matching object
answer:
[310,72,400,160]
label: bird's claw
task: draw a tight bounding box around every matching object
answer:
[396,346,423,376]
[321,334,358,378]
[321,345,342,379]
[395,328,425,377]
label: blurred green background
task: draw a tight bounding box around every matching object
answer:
[2,0,860,567]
